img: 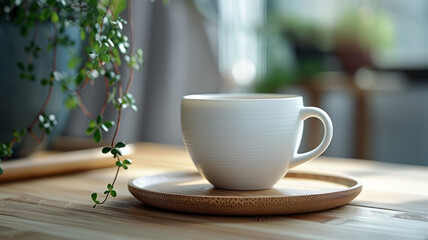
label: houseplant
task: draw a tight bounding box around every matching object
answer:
[0,0,143,207]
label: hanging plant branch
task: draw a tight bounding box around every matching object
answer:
[0,0,144,208]
[91,0,144,207]
[0,20,59,165]
[100,76,110,116]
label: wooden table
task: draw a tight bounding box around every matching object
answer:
[1,142,428,239]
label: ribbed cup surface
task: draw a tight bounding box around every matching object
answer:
[181,94,304,190]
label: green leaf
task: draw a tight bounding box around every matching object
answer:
[111,148,122,157]
[38,114,45,123]
[94,41,101,51]
[100,43,109,53]
[112,48,121,66]
[0,167,3,175]
[111,148,117,154]
[99,53,110,62]
[102,147,112,153]
[107,39,114,47]
[27,63,34,72]
[131,105,138,112]
[68,56,80,69]
[51,11,59,23]
[99,68,106,76]
[17,61,25,71]
[75,72,85,84]
[103,121,114,129]
[107,183,113,190]
[137,49,143,64]
[90,69,99,79]
[80,29,86,40]
[84,46,94,54]
[122,165,128,170]
[125,93,135,102]
[115,160,122,167]
[96,115,102,125]
[104,190,109,194]
[108,88,116,103]
[41,78,50,86]
[101,124,108,132]
[116,149,122,156]
[132,63,140,71]
[123,159,132,165]
[118,43,126,54]
[94,129,101,143]
[91,193,98,202]
[115,142,126,148]
[64,95,78,109]
[89,120,97,128]
[92,59,98,69]
[86,127,96,135]
[52,71,63,81]
[111,0,127,18]
[137,49,143,56]
[110,190,117,197]
[40,8,51,20]
[117,21,123,30]
[14,136,21,143]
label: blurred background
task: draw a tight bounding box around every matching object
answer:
[4,0,428,166]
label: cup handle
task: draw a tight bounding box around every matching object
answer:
[290,107,333,168]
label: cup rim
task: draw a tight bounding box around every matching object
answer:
[182,93,301,101]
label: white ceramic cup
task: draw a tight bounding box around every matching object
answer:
[181,93,333,190]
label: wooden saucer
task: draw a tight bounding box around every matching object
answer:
[128,171,362,216]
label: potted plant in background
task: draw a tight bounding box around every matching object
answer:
[0,0,143,207]
[255,5,394,92]
[332,7,394,74]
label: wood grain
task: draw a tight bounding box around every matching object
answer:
[128,171,362,215]
[0,145,134,182]
[0,142,427,239]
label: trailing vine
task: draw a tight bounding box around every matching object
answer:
[0,0,142,207]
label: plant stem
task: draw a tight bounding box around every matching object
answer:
[111,92,123,148]
[76,0,113,116]
[76,71,92,94]
[27,24,58,141]
[2,21,58,160]
[100,77,110,116]
[28,130,45,143]
[93,163,121,208]
[99,0,112,33]
[112,61,120,75]
[75,92,92,117]
[124,0,134,93]
[94,64,124,208]
[29,84,54,130]
[94,0,137,207]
